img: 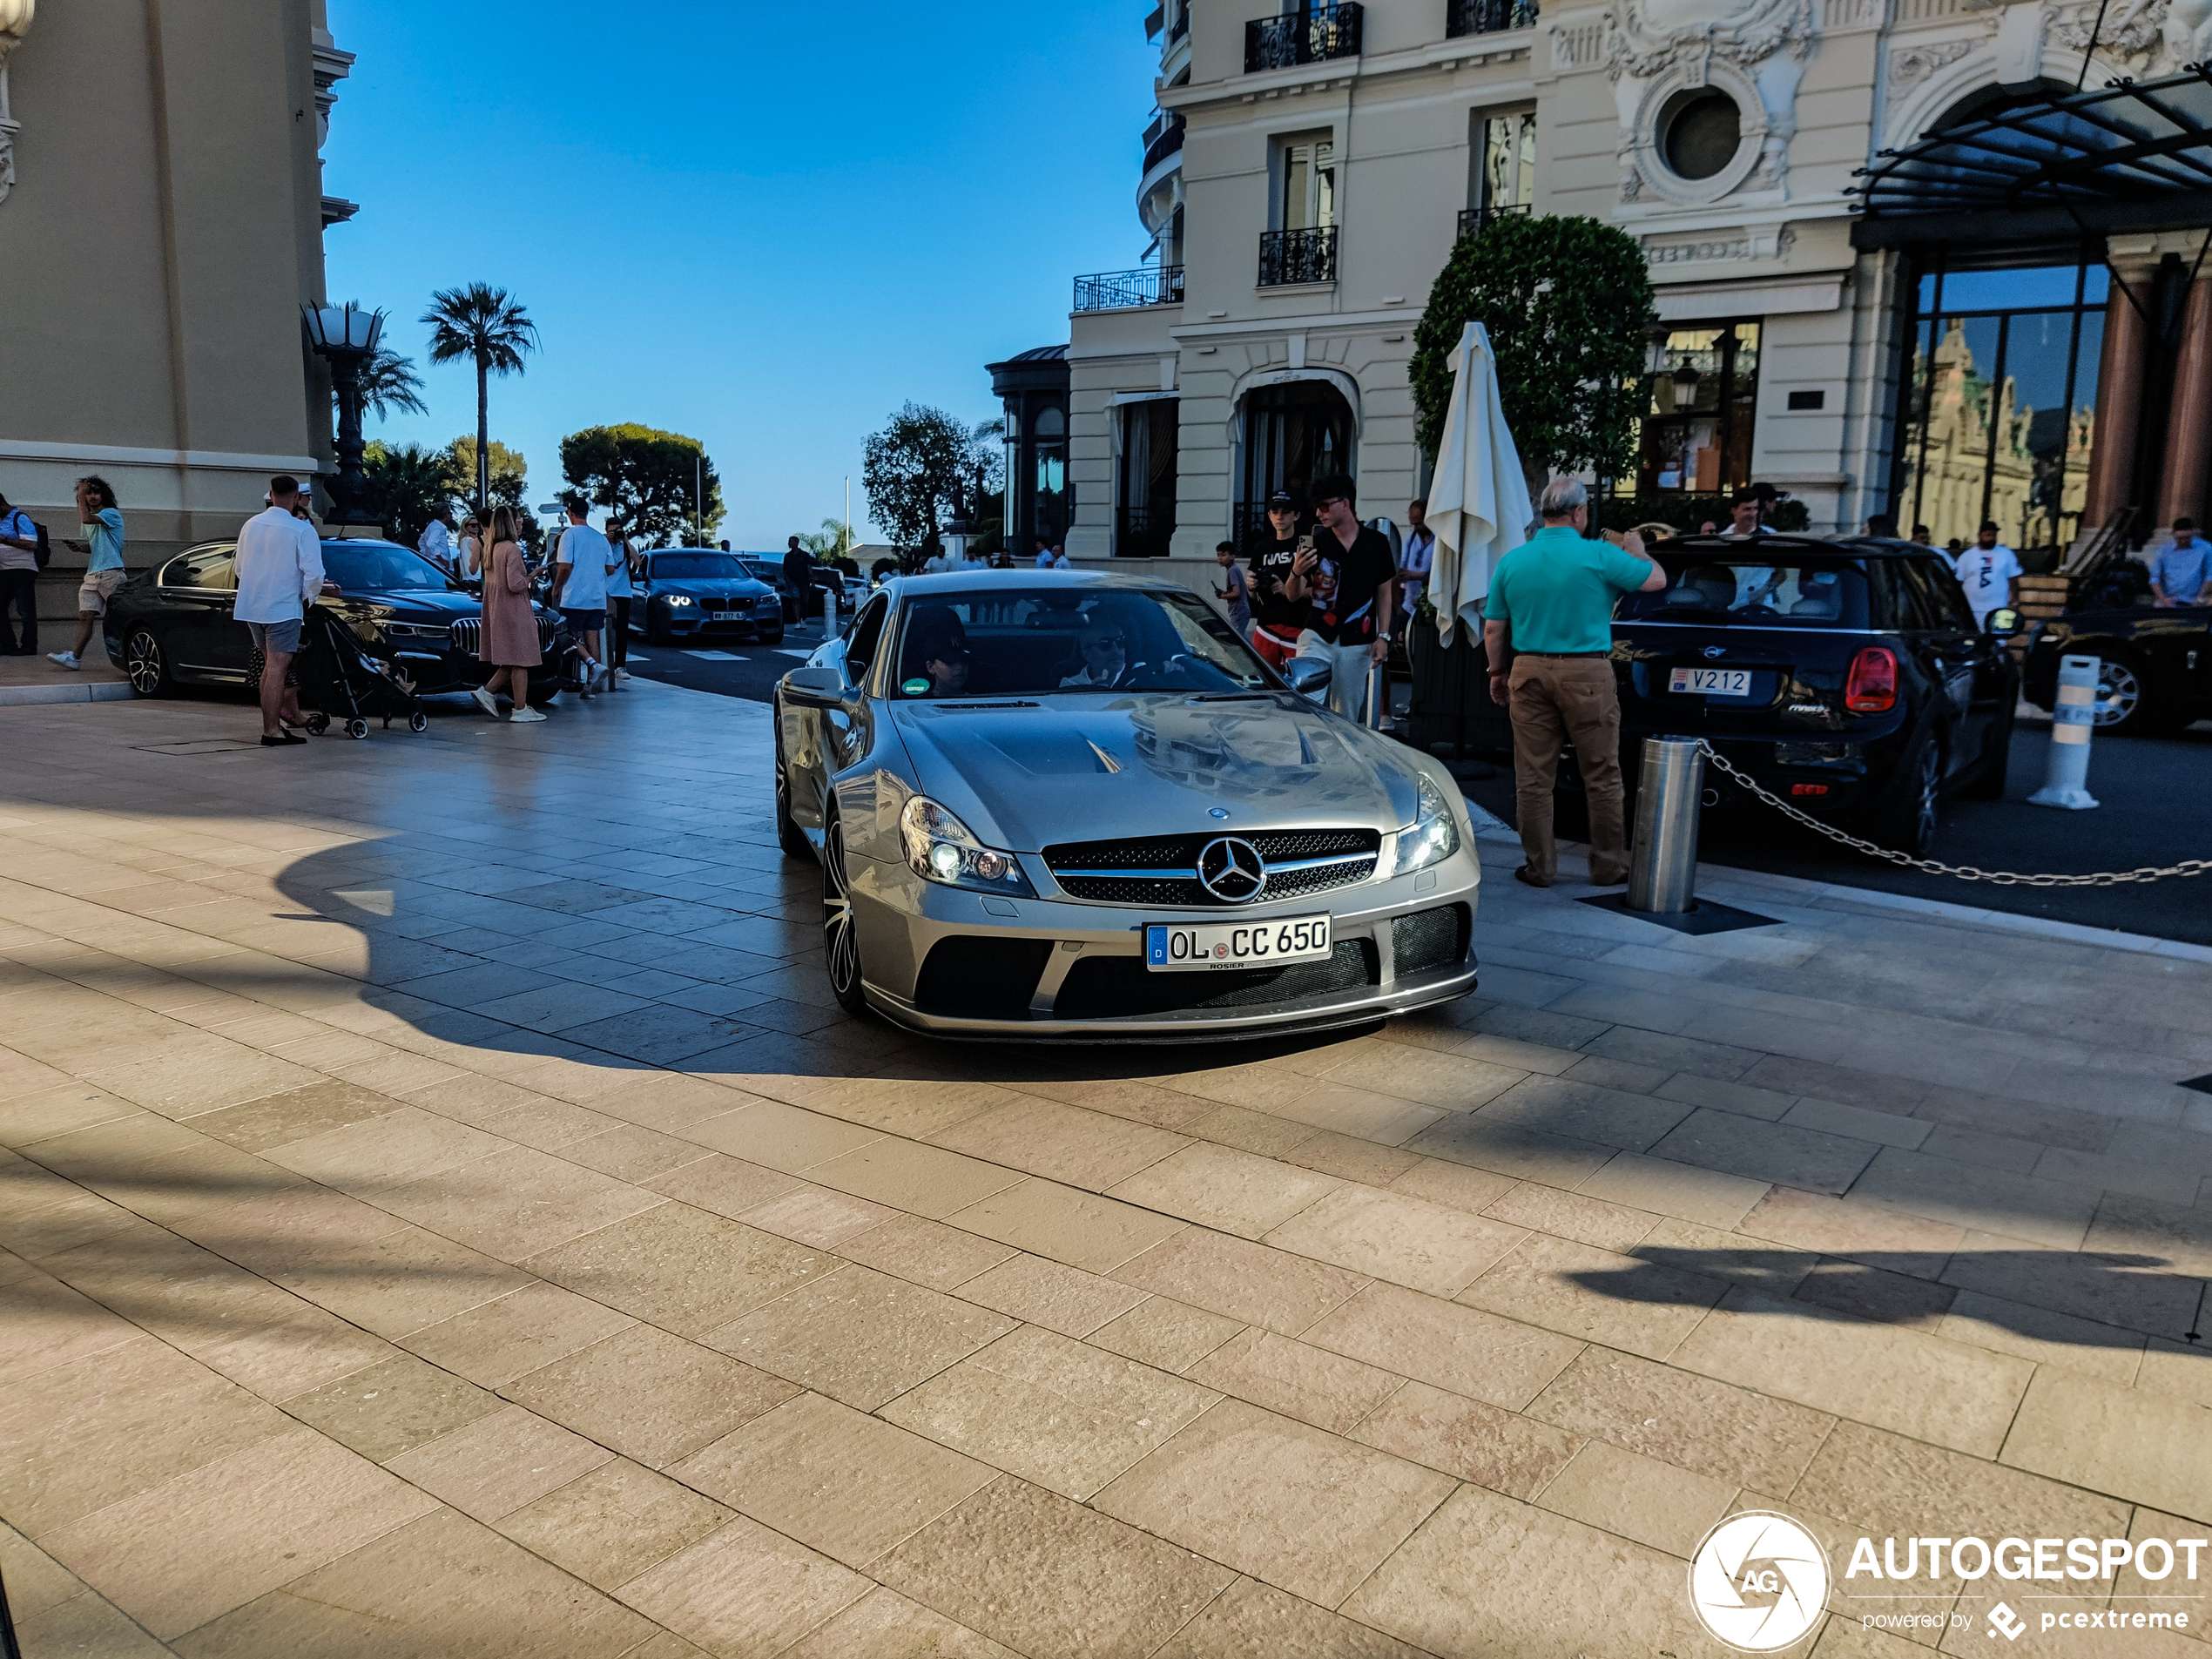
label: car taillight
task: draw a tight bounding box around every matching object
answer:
[1844,645,1898,713]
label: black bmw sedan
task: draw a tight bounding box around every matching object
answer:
[636,550,785,644]
[104,537,572,699]
[1605,535,2021,854]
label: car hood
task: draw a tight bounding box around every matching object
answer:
[887,692,1428,852]
[650,577,775,600]
[331,587,478,618]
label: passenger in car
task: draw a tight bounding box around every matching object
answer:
[1060,624,1132,689]
[913,615,973,697]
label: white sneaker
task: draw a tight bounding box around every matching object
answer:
[613,668,631,683]
[509,706,548,723]
[469,687,499,718]
[47,651,78,670]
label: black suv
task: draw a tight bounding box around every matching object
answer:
[1603,535,2020,853]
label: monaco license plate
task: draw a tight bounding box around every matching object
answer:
[1670,666,1752,697]
[1145,914,1332,973]
[711,610,741,622]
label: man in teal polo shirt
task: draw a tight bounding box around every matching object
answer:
[1482,477,1665,887]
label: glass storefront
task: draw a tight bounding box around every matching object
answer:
[1635,320,1761,498]
[1892,261,2107,558]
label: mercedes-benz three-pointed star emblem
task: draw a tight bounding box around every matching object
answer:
[1196,836,1267,904]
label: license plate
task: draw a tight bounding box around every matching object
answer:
[1145,914,1331,972]
[711,610,740,621]
[1670,666,1752,697]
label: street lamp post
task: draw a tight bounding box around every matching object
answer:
[300,301,385,526]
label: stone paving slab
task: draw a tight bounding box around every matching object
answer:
[0,682,2208,1656]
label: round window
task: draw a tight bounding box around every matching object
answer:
[1661,91,1742,181]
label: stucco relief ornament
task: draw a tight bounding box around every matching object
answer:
[1605,0,1815,206]
[0,0,31,206]
[1886,38,1973,104]
[2048,0,2190,73]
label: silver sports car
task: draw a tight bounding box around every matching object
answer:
[772,570,1481,1040]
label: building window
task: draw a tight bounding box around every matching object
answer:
[1636,320,1760,498]
[1118,401,1180,558]
[1236,381,1354,545]
[1892,260,2107,560]
[1278,133,1336,231]
[1031,405,1068,545]
[1475,111,1535,213]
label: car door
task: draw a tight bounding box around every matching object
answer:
[1900,556,2001,778]
[158,547,243,679]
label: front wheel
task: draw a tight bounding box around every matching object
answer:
[821,809,870,1018]
[2093,656,2186,735]
[408,711,428,733]
[125,629,172,698]
[345,718,368,740]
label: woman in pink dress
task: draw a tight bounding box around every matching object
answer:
[470,505,545,723]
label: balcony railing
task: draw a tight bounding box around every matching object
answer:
[1143,113,1187,177]
[1245,3,1363,71]
[1170,1,1190,41]
[1447,0,1537,35]
[1074,266,1186,312]
[1258,226,1339,287]
[1117,506,1176,558]
[1457,201,1531,239]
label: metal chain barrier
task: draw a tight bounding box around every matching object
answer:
[1692,740,2211,888]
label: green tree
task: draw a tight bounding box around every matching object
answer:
[862,404,1001,551]
[422,284,539,513]
[1411,216,1655,486]
[559,424,723,546]
[358,345,427,423]
[799,517,858,560]
[446,437,529,514]
[361,441,462,545]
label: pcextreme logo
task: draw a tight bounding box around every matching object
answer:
[1688,1511,1831,1651]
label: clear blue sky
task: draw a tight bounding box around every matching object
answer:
[322,2,1156,548]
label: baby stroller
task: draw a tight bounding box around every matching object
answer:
[291,607,428,738]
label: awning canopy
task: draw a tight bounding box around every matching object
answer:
[1851,67,2212,246]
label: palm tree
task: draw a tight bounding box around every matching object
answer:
[358,345,428,422]
[421,284,539,513]
[361,442,461,544]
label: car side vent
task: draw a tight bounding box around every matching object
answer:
[1392,904,1471,976]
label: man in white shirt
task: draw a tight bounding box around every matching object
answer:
[234,476,329,746]
[1049,541,1072,570]
[1397,496,1436,615]
[550,496,619,693]
[1952,520,2021,625]
[417,506,456,575]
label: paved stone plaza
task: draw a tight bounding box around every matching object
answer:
[1,680,2209,1658]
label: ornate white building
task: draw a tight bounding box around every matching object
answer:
[1042,0,2212,591]
[0,0,355,567]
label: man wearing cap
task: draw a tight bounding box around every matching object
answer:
[1244,490,1308,669]
[1483,477,1664,887]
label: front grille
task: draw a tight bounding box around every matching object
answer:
[1392,905,1471,976]
[1042,828,1379,907]
[448,616,559,655]
[914,936,1051,1020]
[1054,939,1379,1021]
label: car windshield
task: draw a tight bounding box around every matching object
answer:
[1617,556,1871,628]
[651,554,743,579]
[323,543,452,592]
[892,588,1274,698]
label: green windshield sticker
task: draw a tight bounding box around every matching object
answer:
[902,677,931,696]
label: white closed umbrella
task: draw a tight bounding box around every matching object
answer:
[1426,320,1532,648]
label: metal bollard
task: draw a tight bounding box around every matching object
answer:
[2027,653,2101,810]
[1365,660,1388,731]
[822,588,837,639]
[1629,737,1704,914]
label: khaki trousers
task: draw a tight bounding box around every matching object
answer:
[1507,655,1628,885]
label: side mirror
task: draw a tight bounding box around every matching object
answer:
[1283,657,1332,698]
[781,664,846,708]
[1984,607,2023,637]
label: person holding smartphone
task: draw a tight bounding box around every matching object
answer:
[1244,490,1308,668]
[1212,541,1252,635]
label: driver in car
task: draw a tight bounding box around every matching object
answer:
[1060,623,1132,688]
[917,623,972,696]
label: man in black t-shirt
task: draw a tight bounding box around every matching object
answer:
[1290,472,1395,722]
[1244,490,1309,669]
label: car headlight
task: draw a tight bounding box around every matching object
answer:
[1394,773,1462,876]
[900,797,1034,896]
[666,596,692,608]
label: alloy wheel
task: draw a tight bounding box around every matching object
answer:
[1911,740,1939,851]
[125,631,167,697]
[821,813,867,1014]
[2093,660,2141,728]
